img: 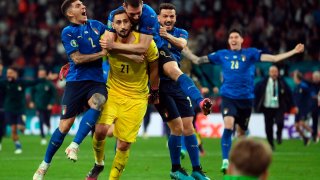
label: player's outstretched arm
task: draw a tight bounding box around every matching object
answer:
[181,47,210,64]
[70,49,108,65]
[260,43,304,62]
[101,33,153,55]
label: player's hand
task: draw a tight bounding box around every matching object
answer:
[131,54,145,63]
[100,38,114,50]
[294,43,304,54]
[29,102,35,109]
[59,63,70,81]
[159,26,168,39]
[101,48,109,56]
[148,88,159,104]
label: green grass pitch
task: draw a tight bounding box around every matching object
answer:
[0,135,319,180]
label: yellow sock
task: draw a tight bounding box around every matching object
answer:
[195,132,202,145]
[93,134,106,165]
[109,149,130,180]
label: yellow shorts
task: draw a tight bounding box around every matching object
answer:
[97,94,148,143]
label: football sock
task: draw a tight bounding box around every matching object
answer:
[14,140,22,149]
[221,128,233,159]
[185,134,200,168]
[109,149,129,179]
[74,109,100,144]
[93,134,106,166]
[181,135,186,152]
[176,74,203,105]
[44,128,67,163]
[168,135,181,171]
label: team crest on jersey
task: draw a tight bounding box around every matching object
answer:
[70,39,78,47]
[241,55,246,61]
[61,105,67,115]
[223,108,229,115]
[92,28,99,35]
[160,50,172,58]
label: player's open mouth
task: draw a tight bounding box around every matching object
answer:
[164,22,172,26]
[82,11,86,16]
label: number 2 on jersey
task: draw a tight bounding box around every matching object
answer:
[88,37,96,48]
[231,60,239,69]
[121,64,129,73]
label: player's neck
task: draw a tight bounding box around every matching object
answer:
[70,19,87,25]
[118,32,134,43]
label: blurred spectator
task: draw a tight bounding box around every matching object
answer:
[29,67,57,145]
[310,71,320,143]
[224,138,272,180]
[293,70,313,146]
[254,65,295,150]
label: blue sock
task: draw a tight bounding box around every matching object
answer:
[44,128,67,163]
[168,135,181,165]
[176,74,203,105]
[74,109,100,144]
[14,141,22,149]
[181,136,186,152]
[221,129,233,159]
[185,134,200,167]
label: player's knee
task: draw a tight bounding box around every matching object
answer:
[163,63,182,81]
[94,125,108,140]
[89,93,106,110]
[170,125,183,135]
[117,141,131,151]
[183,126,194,136]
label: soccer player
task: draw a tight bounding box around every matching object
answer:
[86,10,159,180]
[293,71,313,146]
[155,3,210,180]
[224,138,272,180]
[33,0,108,179]
[182,28,304,173]
[29,67,57,145]
[102,0,212,115]
[0,66,37,154]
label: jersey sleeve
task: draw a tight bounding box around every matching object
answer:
[249,48,262,62]
[207,51,221,65]
[61,28,78,56]
[139,5,158,35]
[177,28,188,40]
[146,40,159,62]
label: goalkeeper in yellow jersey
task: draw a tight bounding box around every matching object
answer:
[86,9,159,180]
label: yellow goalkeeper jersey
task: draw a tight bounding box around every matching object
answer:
[107,31,159,98]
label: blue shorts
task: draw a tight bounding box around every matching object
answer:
[61,81,107,119]
[220,96,253,130]
[158,47,177,79]
[4,112,24,126]
[295,108,310,122]
[155,80,194,122]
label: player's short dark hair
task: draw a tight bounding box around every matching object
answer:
[159,3,176,14]
[124,0,142,8]
[113,9,127,21]
[228,28,243,37]
[61,0,77,17]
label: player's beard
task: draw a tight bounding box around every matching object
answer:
[117,29,130,38]
[164,21,173,31]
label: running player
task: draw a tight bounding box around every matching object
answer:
[182,28,304,174]
[86,10,159,180]
[33,0,108,179]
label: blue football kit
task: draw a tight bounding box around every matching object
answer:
[207,48,262,161]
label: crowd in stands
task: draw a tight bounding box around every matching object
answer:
[0,0,319,88]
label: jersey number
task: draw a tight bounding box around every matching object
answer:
[88,37,96,48]
[121,64,129,73]
[231,60,239,69]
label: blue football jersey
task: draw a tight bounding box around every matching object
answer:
[208,48,262,99]
[294,81,313,110]
[106,4,163,48]
[61,19,106,83]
